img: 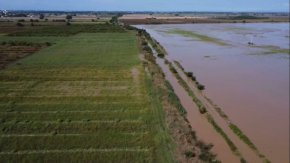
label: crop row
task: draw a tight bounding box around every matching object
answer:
[0,120,147,135]
[0,149,151,163]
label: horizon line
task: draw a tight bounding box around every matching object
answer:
[2,9,289,13]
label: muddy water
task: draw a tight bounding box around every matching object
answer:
[150,45,240,163]
[137,23,289,163]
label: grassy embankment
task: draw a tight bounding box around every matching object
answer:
[0,23,176,162]
[135,28,219,162]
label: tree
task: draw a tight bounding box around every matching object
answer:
[39,14,45,19]
[66,15,73,21]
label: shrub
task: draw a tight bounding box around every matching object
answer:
[45,42,52,46]
[197,84,205,90]
[191,76,196,81]
[164,59,169,64]
[141,41,147,46]
[16,22,24,27]
[143,45,152,53]
[169,65,177,74]
[66,22,71,26]
[39,14,45,19]
[184,151,196,158]
[66,15,73,20]
[187,72,193,77]
[240,158,247,163]
[157,53,165,58]
[199,106,207,114]
[186,72,193,77]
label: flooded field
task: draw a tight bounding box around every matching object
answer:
[136,23,289,163]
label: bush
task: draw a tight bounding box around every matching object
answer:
[164,59,169,64]
[191,76,196,81]
[199,106,207,114]
[169,65,177,74]
[157,53,165,58]
[240,158,247,163]
[141,41,147,46]
[45,42,52,46]
[197,84,205,90]
[184,151,196,158]
[186,72,193,77]
[143,45,152,53]
[16,22,24,27]
[39,14,45,19]
[66,15,73,20]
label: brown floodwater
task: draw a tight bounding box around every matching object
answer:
[137,23,289,163]
[150,44,240,163]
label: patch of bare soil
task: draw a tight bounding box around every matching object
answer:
[0,44,47,69]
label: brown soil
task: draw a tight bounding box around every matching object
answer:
[120,16,289,25]
[0,45,44,69]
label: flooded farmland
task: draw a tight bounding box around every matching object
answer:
[136,23,289,163]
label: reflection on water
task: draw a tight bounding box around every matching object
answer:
[136,23,289,163]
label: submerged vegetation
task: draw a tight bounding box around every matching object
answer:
[207,115,239,154]
[165,81,187,116]
[229,124,257,151]
[168,29,228,46]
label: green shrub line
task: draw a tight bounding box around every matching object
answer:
[173,60,269,161]
[136,29,167,57]
[175,59,265,159]
[168,62,207,114]
[236,130,272,163]
[167,65,241,155]
[148,40,243,158]
[164,80,187,116]
[206,114,240,155]
[173,61,205,91]
[137,28,221,162]
[229,124,258,151]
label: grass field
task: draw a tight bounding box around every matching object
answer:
[0,25,174,162]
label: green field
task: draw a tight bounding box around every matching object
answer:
[0,25,174,162]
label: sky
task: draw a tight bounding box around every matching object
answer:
[0,0,289,12]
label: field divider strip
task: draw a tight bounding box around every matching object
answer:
[0,109,148,114]
[0,148,150,155]
[1,119,144,125]
[0,132,148,138]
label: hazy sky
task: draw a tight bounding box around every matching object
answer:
[0,0,289,12]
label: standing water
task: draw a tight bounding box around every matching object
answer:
[136,23,289,163]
